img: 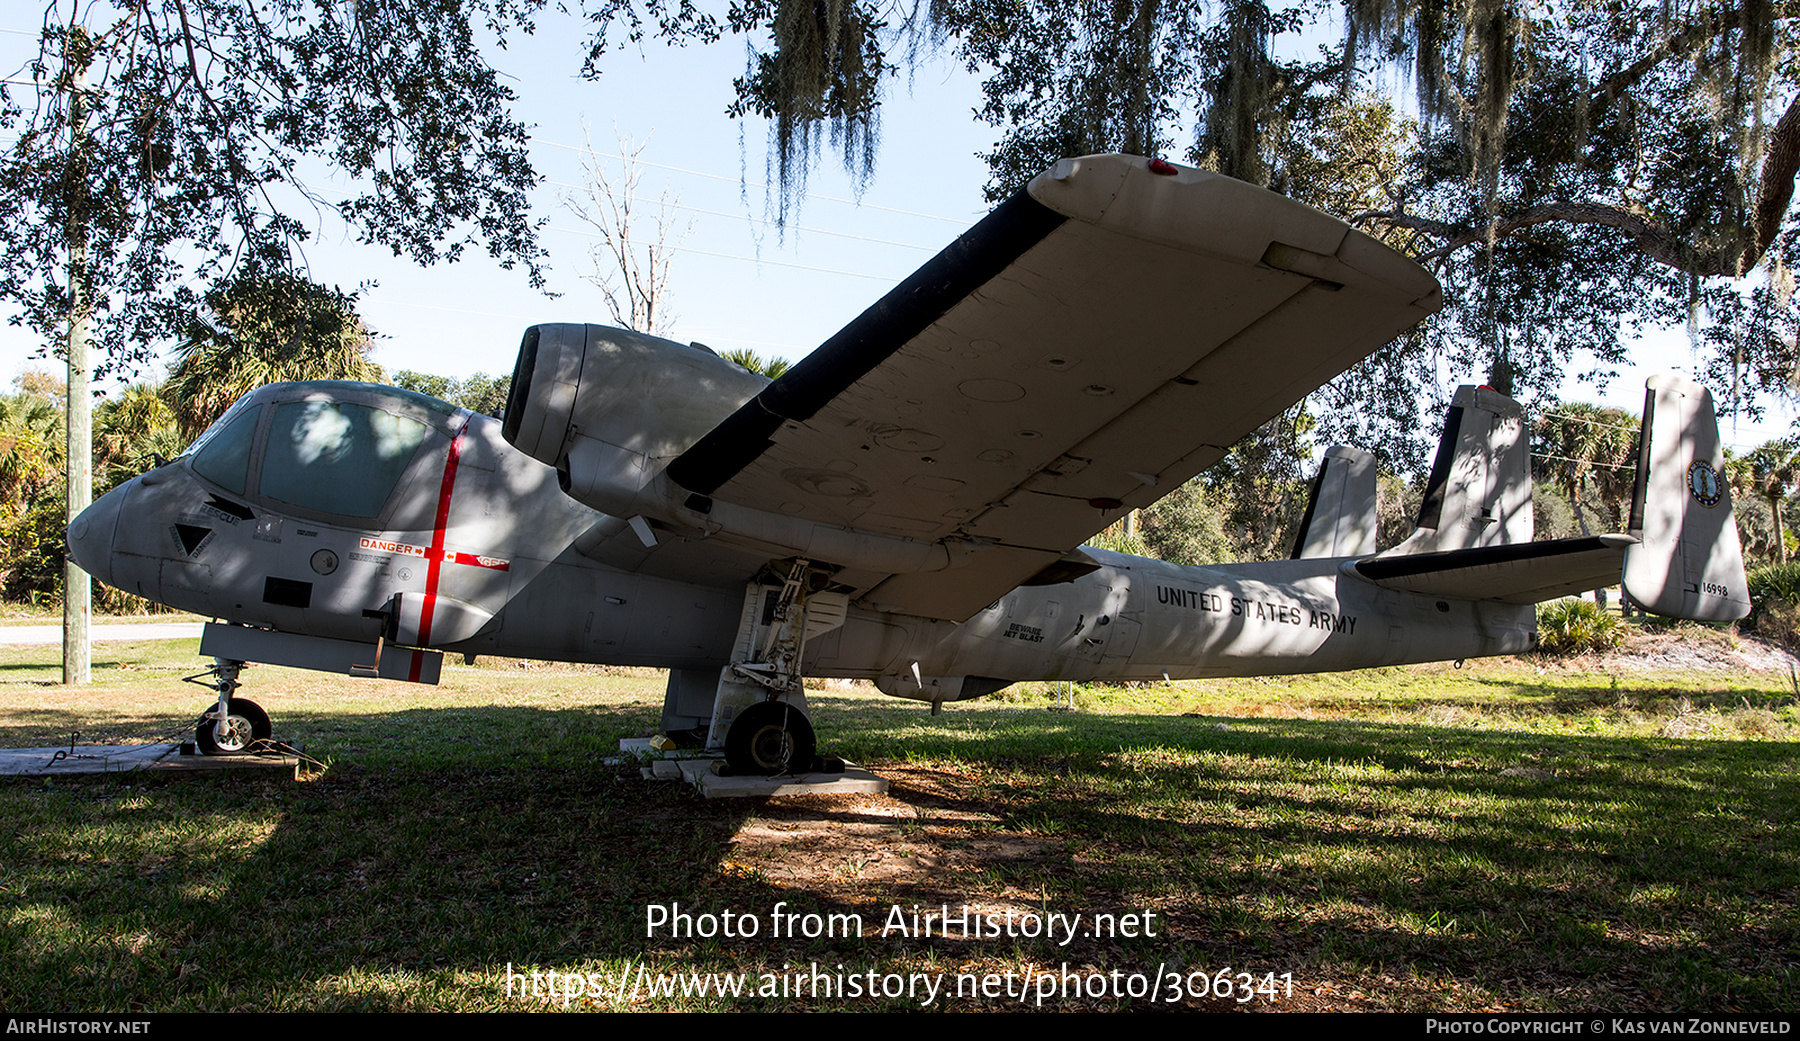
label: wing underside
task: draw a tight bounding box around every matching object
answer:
[671,156,1443,620]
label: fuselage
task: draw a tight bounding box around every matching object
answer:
[67,380,1532,700]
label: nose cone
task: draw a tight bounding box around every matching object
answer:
[66,482,127,584]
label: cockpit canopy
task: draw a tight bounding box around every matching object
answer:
[182,382,460,528]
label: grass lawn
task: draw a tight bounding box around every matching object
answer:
[0,630,1795,1012]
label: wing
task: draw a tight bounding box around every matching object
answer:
[670,155,1443,620]
[1349,535,1638,603]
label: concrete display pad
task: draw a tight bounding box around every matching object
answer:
[620,737,889,798]
[0,743,303,776]
[676,758,890,799]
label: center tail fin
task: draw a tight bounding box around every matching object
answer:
[1621,375,1750,621]
[1381,384,1532,557]
[1290,445,1377,559]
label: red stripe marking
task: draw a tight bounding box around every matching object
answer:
[410,416,471,681]
[450,551,510,571]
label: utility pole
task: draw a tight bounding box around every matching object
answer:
[63,33,91,686]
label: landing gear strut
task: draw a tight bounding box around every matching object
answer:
[184,658,273,756]
[699,559,847,776]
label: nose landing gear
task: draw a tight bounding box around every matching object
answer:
[197,698,272,756]
[184,658,274,756]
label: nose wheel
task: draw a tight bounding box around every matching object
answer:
[724,700,816,775]
[196,698,272,756]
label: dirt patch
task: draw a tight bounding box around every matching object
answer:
[716,767,1494,1011]
[1534,628,1800,676]
[723,765,1060,907]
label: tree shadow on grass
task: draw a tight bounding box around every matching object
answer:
[0,696,1796,1011]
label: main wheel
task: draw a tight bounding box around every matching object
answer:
[196,698,272,756]
[724,701,816,776]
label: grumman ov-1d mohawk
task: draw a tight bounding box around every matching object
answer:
[66,155,1751,772]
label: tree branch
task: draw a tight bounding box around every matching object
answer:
[1587,4,1800,116]
[1587,12,1726,120]
[1364,200,1753,277]
[1364,89,1800,278]
[1752,91,1800,264]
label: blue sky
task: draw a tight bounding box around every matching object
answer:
[0,10,1790,455]
[0,15,997,382]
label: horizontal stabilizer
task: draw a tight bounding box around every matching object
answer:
[1349,535,1637,603]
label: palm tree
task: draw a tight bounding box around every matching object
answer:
[1741,439,1800,564]
[95,384,183,491]
[1533,402,1639,535]
[0,391,63,517]
[164,273,382,437]
[0,387,66,604]
[719,347,791,380]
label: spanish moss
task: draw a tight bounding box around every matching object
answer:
[731,0,887,219]
[1197,0,1281,184]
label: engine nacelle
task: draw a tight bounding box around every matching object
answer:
[502,324,769,518]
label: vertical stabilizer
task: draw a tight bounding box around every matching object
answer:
[1384,385,1531,556]
[1622,376,1750,621]
[1291,445,1377,558]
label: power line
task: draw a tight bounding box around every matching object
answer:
[1536,411,1791,452]
[536,138,975,227]
[668,243,895,281]
[542,177,937,252]
[1538,411,1640,433]
[363,298,537,322]
[360,296,815,356]
[542,222,899,281]
[1532,452,1635,471]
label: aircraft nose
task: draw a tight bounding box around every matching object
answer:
[66,482,127,585]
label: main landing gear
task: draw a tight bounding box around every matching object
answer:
[681,559,848,776]
[184,658,273,756]
[724,700,817,775]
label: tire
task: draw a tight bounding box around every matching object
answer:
[196,698,272,756]
[724,700,816,776]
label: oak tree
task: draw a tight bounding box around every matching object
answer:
[2,1,546,370]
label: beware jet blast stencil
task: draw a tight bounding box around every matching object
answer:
[358,537,510,571]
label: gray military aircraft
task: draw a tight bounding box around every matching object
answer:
[64,154,1751,773]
